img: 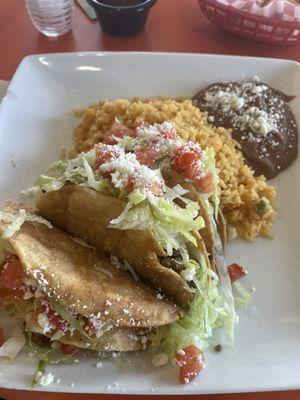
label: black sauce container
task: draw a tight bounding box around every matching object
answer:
[88,0,157,37]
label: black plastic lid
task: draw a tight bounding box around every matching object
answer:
[89,0,156,14]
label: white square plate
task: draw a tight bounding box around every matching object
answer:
[0,52,299,395]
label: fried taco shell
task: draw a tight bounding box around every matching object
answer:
[0,210,182,329]
[21,303,149,352]
[36,185,194,306]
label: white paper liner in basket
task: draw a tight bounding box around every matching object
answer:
[217,0,300,22]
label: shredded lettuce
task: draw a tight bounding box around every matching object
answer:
[0,327,26,359]
[48,298,90,339]
[33,153,118,197]
[201,147,220,218]
[110,193,204,255]
[36,175,65,192]
[0,210,52,239]
[233,282,251,309]
[26,332,76,364]
[155,212,240,357]
[155,249,237,358]
[210,217,237,345]
[82,156,102,191]
[50,330,65,341]
[127,189,146,205]
[164,184,189,202]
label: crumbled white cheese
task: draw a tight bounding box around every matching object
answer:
[98,146,163,193]
[135,123,183,159]
[32,269,48,288]
[37,313,53,333]
[236,107,277,136]
[204,81,279,137]
[89,312,102,327]
[152,353,169,367]
[35,371,54,387]
[204,90,245,112]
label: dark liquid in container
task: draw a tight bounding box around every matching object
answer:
[101,0,146,6]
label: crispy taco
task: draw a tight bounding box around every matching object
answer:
[101,121,227,257]
[0,203,182,357]
[34,141,213,306]
[18,121,247,382]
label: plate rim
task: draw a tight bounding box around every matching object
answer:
[1,51,300,395]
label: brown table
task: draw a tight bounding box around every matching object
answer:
[1,0,300,80]
[0,0,300,399]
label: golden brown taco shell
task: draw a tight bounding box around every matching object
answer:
[0,207,182,329]
[36,185,194,306]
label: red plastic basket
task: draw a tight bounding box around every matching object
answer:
[199,0,300,46]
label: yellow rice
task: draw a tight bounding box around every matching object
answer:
[72,98,276,241]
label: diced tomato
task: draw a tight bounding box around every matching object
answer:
[228,263,247,283]
[159,128,177,141]
[0,255,27,299]
[94,144,120,170]
[1,257,26,290]
[171,145,202,173]
[94,145,120,173]
[175,345,205,384]
[170,145,214,193]
[41,301,68,332]
[85,319,96,336]
[0,326,5,346]
[125,176,136,191]
[103,122,134,145]
[60,343,80,356]
[194,172,214,193]
[136,146,160,167]
[0,286,13,300]
[183,165,199,180]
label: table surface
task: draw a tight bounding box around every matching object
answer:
[0,0,300,399]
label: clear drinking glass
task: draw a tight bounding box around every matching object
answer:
[25,0,74,37]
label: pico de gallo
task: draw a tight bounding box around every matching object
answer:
[103,121,217,195]
[94,143,164,196]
